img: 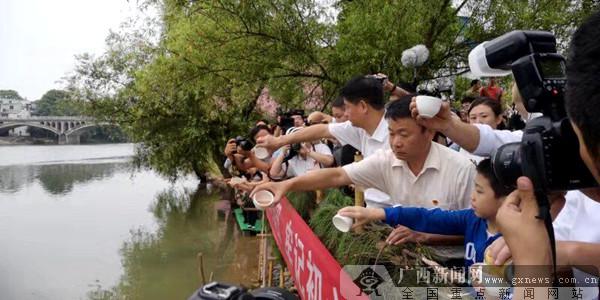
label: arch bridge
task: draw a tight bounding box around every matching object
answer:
[0,116,109,144]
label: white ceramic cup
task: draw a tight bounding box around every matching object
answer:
[253,146,269,160]
[252,190,274,210]
[332,214,354,232]
[416,95,443,118]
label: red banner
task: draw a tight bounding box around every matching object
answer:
[266,197,368,300]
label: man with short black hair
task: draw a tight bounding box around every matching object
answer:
[257,75,393,207]
[253,96,476,245]
[566,14,600,184]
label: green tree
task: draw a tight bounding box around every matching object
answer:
[67,0,599,180]
[466,0,597,53]
[35,89,84,116]
[67,0,340,179]
[0,90,24,99]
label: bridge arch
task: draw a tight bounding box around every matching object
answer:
[64,124,104,137]
[0,122,60,136]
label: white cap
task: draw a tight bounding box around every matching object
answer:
[468,42,512,77]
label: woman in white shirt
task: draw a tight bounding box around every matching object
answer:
[458,97,505,163]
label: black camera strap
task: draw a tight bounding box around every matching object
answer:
[535,192,559,287]
[523,140,559,286]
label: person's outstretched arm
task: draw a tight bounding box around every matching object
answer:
[339,206,471,236]
[251,167,353,206]
[256,124,333,152]
[409,98,522,155]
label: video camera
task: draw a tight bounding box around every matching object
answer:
[188,281,297,300]
[469,30,597,195]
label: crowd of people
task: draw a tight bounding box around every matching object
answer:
[220,11,600,299]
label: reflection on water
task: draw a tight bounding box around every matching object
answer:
[88,188,259,300]
[0,162,126,195]
[0,145,259,300]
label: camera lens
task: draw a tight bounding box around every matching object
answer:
[491,142,523,189]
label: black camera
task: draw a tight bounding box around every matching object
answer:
[281,143,301,163]
[470,29,599,279]
[188,281,298,300]
[470,30,597,194]
[235,136,254,152]
[469,30,599,247]
[290,143,301,153]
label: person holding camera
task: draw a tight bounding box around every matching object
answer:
[372,73,413,101]
[224,138,252,174]
[269,139,334,179]
[413,17,600,298]
[494,14,600,299]
[224,125,284,175]
[253,96,477,246]
[413,87,600,299]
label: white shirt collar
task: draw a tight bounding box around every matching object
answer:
[391,142,441,174]
[370,116,388,142]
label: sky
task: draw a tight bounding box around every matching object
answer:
[0,0,142,101]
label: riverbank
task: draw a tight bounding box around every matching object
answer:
[0,136,130,145]
[0,136,55,145]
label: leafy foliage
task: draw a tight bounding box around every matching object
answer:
[308,189,444,286]
[0,89,24,100]
[66,0,599,178]
[34,89,84,116]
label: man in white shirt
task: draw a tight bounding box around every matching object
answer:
[256,75,394,207]
[253,97,476,245]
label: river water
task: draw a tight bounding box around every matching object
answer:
[0,144,258,300]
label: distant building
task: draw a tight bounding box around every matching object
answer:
[1,97,24,116]
[0,97,31,136]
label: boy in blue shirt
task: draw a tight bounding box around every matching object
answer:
[338,158,511,269]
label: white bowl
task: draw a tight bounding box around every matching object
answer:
[253,146,269,160]
[332,214,354,232]
[416,95,443,118]
[252,190,274,210]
